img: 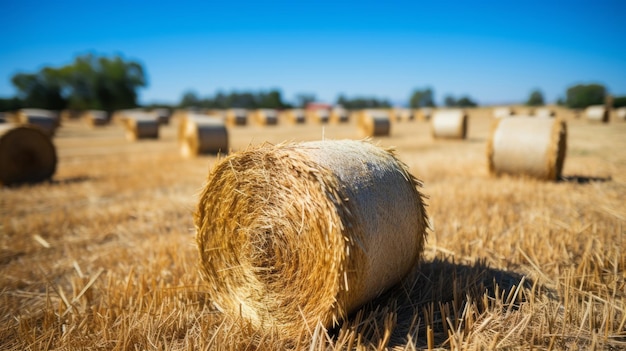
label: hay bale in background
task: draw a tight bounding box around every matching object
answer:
[195,139,428,340]
[487,116,567,181]
[60,109,82,121]
[254,109,278,126]
[0,124,57,186]
[153,108,171,125]
[83,110,109,127]
[390,108,413,122]
[533,107,556,118]
[493,106,515,118]
[179,114,228,157]
[431,109,468,139]
[585,105,609,123]
[225,109,248,126]
[307,109,330,124]
[416,107,433,121]
[283,109,306,124]
[616,107,626,121]
[358,110,391,137]
[330,107,349,123]
[122,112,159,141]
[16,109,59,136]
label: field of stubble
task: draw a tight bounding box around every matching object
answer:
[1,107,625,350]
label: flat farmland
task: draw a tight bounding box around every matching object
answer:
[1,108,625,350]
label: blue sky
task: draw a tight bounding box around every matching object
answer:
[1,0,625,106]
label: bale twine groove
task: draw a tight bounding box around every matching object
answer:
[431,109,468,139]
[123,112,159,140]
[195,139,428,339]
[487,116,567,181]
[585,105,609,123]
[358,110,391,137]
[0,124,57,186]
[178,114,228,157]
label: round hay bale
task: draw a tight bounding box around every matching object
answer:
[83,110,109,127]
[307,109,330,124]
[195,139,428,339]
[153,108,171,125]
[493,106,515,118]
[616,107,626,121]
[0,124,57,186]
[283,109,306,124]
[585,105,609,123]
[533,107,556,118]
[390,108,413,122]
[487,116,567,181]
[123,113,159,140]
[255,109,278,126]
[330,107,349,124]
[358,110,391,137]
[17,109,58,136]
[431,109,468,139]
[225,109,248,126]
[416,107,433,121]
[179,114,228,157]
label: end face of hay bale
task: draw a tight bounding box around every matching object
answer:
[431,109,467,139]
[0,124,57,186]
[487,116,567,180]
[585,105,609,123]
[179,115,228,157]
[358,110,391,137]
[195,139,428,340]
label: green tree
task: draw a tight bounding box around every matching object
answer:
[295,93,316,108]
[11,68,67,110]
[612,96,626,108]
[0,97,23,111]
[443,95,456,107]
[180,91,201,108]
[526,89,545,106]
[444,94,477,107]
[409,87,436,108]
[565,84,606,109]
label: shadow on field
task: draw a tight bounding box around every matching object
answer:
[336,258,534,348]
[559,175,612,184]
[50,175,94,185]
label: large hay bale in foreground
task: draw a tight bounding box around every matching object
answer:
[0,124,57,186]
[123,113,159,140]
[358,110,391,136]
[431,109,468,139]
[195,139,428,340]
[225,109,248,126]
[585,105,609,123]
[16,109,59,136]
[179,114,228,157]
[487,116,567,181]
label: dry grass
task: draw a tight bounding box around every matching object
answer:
[1,107,625,350]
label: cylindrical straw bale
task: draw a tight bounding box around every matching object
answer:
[358,110,391,137]
[83,110,109,127]
[195,139,428,339]
[60,109,82,121]
[487,116,567,180]
[493,106,515,118]
[283,109,306,124]
[255,109,278,126]
[390,108,413,122]
[0,124,57,186]
[417,108,433,121]
[179,114,228,157]
[225,109,248,126]
[17,109,58,136]
[330,107,349,123]
[533,107,556,118]
[153,108,171,125]
[585,105,609,123]
[431,109,468,139]
[616,107,626,121]
[123,112,159,140]
[307,109,330,124]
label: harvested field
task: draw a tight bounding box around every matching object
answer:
[1,106,625,350]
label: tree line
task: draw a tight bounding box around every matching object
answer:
[2,54,625,112]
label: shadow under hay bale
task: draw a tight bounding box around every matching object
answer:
[0,124,57,186]
[195,139,428,342]
[431,109,468,139]
[487,117,567,181]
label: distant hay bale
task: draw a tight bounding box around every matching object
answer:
[533,107,556,118]
[493,107,515,118]
[123,112,159,140]
[390,108,413,122]
[83,110,109,127]
[431,109,468,139]
[417,107,433,121]
[616,107,626,121]
[153,108,171,125]
[307,109,330,124]
[225,109,248,126]
[0,124,57,186]
[283,109,306,124]
[255,109,278,126]
[195,139,428,340]
[329,107,349,123]
[585,105,609,123]
[178,114,228,157]
[60,109,82,121]
[16,109,59,136]
[358,110,391,137]
[487,116,567,181]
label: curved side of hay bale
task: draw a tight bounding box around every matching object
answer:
[431,109,468,139]
[534,107,556,118]
[358,110,391,137]
[585,105,609,123]
[487,116,567,180]
[179,115,228,157]
[195,140,428,340]
[0,124,57,186]
[123,113,159,141]
[225,109,248,126]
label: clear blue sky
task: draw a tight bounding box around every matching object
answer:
[1,0,625,106]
